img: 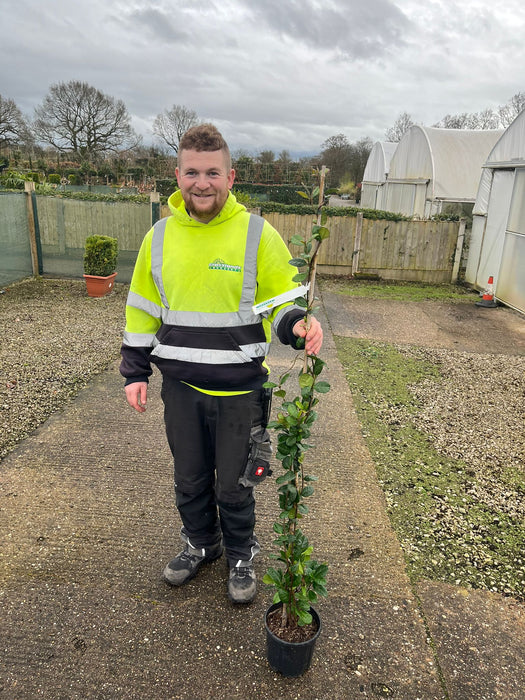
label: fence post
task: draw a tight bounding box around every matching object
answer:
[451,218,466,283]
[352,212,363,276]
[150,191,161,226]
[25,181,43,276]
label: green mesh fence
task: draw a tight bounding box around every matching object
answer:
[0,192,33,287]
[0,193,149,286]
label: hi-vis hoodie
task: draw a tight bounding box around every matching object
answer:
[119,190,305,391]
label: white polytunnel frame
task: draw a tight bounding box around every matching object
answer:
[466,109,525,314]
[361,141,397,210]
[382,126,503,218]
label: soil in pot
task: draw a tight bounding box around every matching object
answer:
[266,606,319,643]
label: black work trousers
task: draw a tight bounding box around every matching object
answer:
[161,377,264,564]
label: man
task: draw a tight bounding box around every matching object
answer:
[120,123,323,604]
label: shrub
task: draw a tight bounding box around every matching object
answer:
[83,235,118,276]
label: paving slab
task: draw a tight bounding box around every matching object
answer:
[418,581,525,700]
[322,292,525,354]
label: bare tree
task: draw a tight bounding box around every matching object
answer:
[320,134,351,185]
[498,92,525,127]
[152,105,199,153]
[258,150,275,164]
[476,108,500,129]
[0,95,33,150]
[277,149,292,164]
[348,137,373,185]
[33,81,141,161]
[434,106,503,130]
[433,112,474,129]
[384,112,414,142]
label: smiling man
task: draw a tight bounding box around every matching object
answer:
[120,123,323,604]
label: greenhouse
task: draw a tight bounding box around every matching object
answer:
[465,110,525,314]
[382,126,503,218]
[361,141,397,210]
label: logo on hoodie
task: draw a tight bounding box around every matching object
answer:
[208,258,242,273]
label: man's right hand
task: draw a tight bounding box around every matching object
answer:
[125,381,148,413]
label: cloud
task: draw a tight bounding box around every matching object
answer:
[1,0,525,155]
[247,0,409,59]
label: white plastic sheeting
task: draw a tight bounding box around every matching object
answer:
[383,126,503,217]
[466,110,525,314]
[361,142,397,209]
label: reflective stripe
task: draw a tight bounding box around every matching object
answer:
[151,342,270,364]
[239,214,264,314]
[150,213,265,325]
[126,290,163,318]
[151,218,169,308]
[273,303,304,332]
[161,308,258,327]
[123,331,158,347]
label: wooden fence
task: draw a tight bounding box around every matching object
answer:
[2,190,464,285]
[258,212,464,284]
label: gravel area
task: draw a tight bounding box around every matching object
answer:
[0,278,127,461]
[401,346,524,519]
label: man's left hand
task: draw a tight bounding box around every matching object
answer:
[293,316,323,355]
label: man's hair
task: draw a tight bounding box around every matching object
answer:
[178,123,231,168]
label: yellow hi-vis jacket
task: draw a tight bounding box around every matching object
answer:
[120,191,305,392]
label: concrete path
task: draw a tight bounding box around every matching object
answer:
[1,300,524,699]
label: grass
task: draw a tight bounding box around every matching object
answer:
[319,277,478,302]
[334,337,525,599]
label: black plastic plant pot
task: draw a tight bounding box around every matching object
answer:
[265,603,322,677]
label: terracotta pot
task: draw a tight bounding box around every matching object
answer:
[265,603,321,677]
[83,272,117,298]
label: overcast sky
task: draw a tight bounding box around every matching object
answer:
[1,0,524,156]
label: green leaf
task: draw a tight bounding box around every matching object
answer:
[290,234,304,246]
[312,357,327,375]
[276,471,296,485]
[312,224,330,241]
[314,381,330,393]
[299,373,314,388]
[297,191,309,200]
[297,610,313,626]
[294,297,308,308]
[289,257,306,268]
[301,486,315,498]
[292,272,308,283]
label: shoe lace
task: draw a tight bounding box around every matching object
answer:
[180,548,202,563]
[233,565,252,578]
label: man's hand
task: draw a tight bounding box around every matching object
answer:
[293,316,323,356]
[125,381,148,413]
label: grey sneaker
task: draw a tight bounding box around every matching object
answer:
[163,541,223,586]
[227,561,257,603]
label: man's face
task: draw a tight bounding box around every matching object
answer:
[176,149,235,223]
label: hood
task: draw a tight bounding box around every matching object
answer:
[167,190,247,227]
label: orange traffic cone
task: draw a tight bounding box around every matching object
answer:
[475,275,498,308]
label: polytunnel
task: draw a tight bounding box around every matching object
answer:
[465,109,525,314]
[382,126,503,218]
[361,141,397,209]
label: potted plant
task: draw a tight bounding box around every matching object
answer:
[83,234,118,297]
[262,168,330,677]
